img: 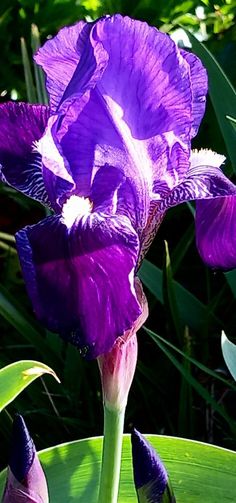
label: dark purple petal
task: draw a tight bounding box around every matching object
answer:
[131,429,168,490]
[9,415,34,482]
[15,212,141,358]
[196,196,236,269]
[158,150,236,210]
[131,429,176,502]
[0,102,50,206]
[2,415,48,503]
[181,49,208,138]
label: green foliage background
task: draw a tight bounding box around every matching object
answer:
[0,0,236,472]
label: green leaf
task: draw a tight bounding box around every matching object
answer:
[186,31,236,169]
[0,284,62,365]
[0,360,60,412]
[221,332,236,381]
[20,37,37,103]
[139,259,219,331]
[146,327,236,435]
[0,435,235,502]
[224,269,236,298]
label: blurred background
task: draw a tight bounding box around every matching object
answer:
[0,0,236,468]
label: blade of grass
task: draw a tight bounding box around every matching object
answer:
[20,37,37,103]
[163,241,183,344]
[139,259,220,331]
[146,327,236,435]
[31,24,48,105]
[144,327,236,391]
[0,284,62,366]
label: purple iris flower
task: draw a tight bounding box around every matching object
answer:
[0,15,236,358]
[1,415,49,503]
[131,428,176,502]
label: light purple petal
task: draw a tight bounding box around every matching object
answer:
[181,49,208,138]
[158,149,236,210]
[35,21,108,113]
[42,15,198,232]
[15,212,141,358]
[196,196,236,269]
[0,103,50,206]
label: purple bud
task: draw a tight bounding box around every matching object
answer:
[131,428,176,502]
[1,415,49,503]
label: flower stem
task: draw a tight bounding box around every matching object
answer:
[98,405,125,503]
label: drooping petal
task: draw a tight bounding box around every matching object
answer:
[15,212,141,358]
[158,149,236,211]
[196,196,236,269]
[1,415,48,503]
[180,49,208,138]
[0,102,50,206]
[131,428,176,503]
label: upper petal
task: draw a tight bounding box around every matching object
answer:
[40,15,200,233]
[15,212,141,358]
[196,196,236,269]
[0,102,50,207]
[35,20,108,113]
[181,49,208,138]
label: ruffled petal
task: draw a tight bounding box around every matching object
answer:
[158,149,236,211]
[15,213,141,358]
[35,21,108,113]
[42,15,198,232]
[196,196,236,269]
[181,49,208,138]
[0,102,50,206]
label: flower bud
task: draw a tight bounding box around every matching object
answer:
[98,278,148,411]
[131,428,176,503]
[1,415,49,503]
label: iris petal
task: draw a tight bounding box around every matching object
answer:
[196,196,236,269]
[0,102,50,206]
[180,49,208,138]
[158,149,236,210]
[16,213,141,358]
[41,15,200,233]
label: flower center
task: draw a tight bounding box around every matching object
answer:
[62,195,93,229]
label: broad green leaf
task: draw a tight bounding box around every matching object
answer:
[0,360,60,412]
[186,31,236,169]
[0,435,235,502]
[139,259,219,331]
[221,332,236,381]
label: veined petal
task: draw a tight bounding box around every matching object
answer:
[158,149,236,211]
[15,213,141,359]
[35,20,108,113]
[41,15,200,231]
[196,196,236,269]
[180,49,208,138]
[0,102,50,206]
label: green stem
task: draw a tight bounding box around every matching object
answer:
[98,405,125,503]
